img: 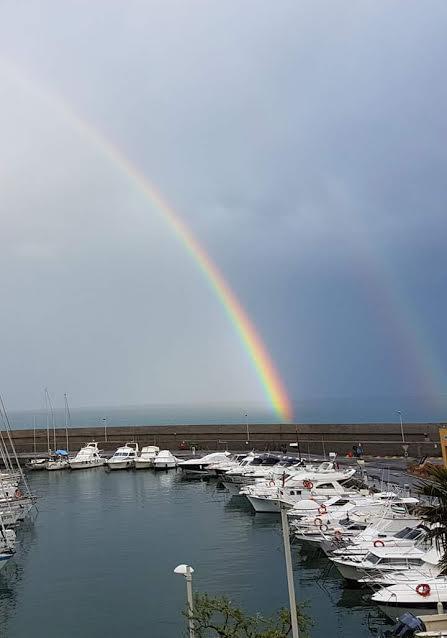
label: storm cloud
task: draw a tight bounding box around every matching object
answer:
[0,1,446,415]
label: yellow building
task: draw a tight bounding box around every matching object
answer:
[439,427,447,468]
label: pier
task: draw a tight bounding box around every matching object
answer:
[4,421,445,459]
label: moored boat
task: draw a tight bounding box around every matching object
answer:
[153,450,178,470]
[69,442,106,470]
[106,442,139,470]
[135,446,160,469]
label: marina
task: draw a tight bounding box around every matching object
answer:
[1,439,447,636]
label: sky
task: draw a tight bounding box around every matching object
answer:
[0,0,446,418]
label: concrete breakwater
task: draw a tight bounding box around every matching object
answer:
[3,422,446,459]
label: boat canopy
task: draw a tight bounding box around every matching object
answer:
[54,450,68,456]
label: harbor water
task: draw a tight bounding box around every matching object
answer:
[0,470,390,637]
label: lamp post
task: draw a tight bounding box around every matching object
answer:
[245,413,249,445]
[102,417,108,443]
[280,503,300,638]
[397,410,408,457]
[174,564,195,638]
[397,411,405,443]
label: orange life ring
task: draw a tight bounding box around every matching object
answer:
[268,480,275,487]
[320,523,328,532]
[318,504,327,515]
[334,529,343,541]
[14,488,22,499]
[314,517,323,527]
[416,583,431,598]
[373,539,385,548]
[303,480,313,489]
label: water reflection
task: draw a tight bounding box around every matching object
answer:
[0,470,391,638]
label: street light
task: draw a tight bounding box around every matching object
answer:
[174,564,195,638]
[245,413,249,445]
[397,411,405,443]
[280,503,300,638]
[102,417,108,443]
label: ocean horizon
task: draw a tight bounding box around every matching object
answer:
[4,395,447,430]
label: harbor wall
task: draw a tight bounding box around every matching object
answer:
[3,422,446,459]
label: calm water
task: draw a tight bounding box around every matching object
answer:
[0,470,390,637]
[7,394,447,430]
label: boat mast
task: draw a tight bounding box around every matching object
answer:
[45,388,50,454]
[64,393,70,453]
[46,389,56,452]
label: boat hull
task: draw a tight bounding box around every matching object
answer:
[246,495,282,513]
[69,460,106,470]
[46,461,69,471]
[153,463,176,470]
[106,461,134,470]
[134,460,154,469]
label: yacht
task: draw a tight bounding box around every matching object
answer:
[69,442,106,470]
[135,446,160,469]
[244,477,354,513]
[206,453,251,477]
[179,452,231,476]
[330,545,441,583]
[291,496,420,547]
[371,578,447,620]
[221,454,302,492]
[106,443,139,470]
[153,450,178,470]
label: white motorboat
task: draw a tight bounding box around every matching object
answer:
[106,443,139,470]
[292,496,420,547]
[331,545,441,583]
[69,442,106,470]
[244,477,353,513]
[153,450,178,470]
[326,522,427,559]
[372,578,447,621]
[179,452,231,476]
[221,455,307,493]
[206,453,252,477]
[135,446,160,469]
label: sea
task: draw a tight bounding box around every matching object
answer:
[5,395,447,430]
[0,469,392,638]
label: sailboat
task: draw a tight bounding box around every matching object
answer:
[46,393,70,471]
[28,389,52,470]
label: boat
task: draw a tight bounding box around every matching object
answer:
[330,545,441,583]
[69,442,106,470]
[27,458,49,471]
[205,453,252,477]
[153,450,178,470]
[372,579,447,621]
[179,452,231,476]
[135,446,160,469]
[106,443,139,470]
[244,477,353,513]
[46,449,69,471]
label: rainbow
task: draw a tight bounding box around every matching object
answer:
[0,60,294,423]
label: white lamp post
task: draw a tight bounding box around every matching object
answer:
[397,410,405,443]
[245,413,249,445]
[174,564,195,638]
[280,503,300,638]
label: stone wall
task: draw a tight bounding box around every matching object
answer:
[5,422,445,458]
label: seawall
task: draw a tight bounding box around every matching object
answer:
[4,422,446,458]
